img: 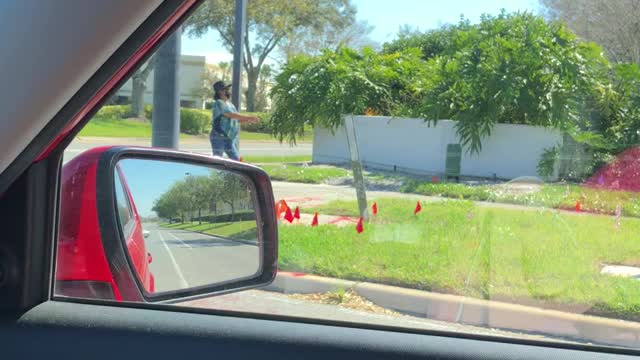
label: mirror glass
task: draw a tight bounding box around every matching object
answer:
[114,158,260,294]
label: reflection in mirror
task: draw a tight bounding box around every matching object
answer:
[115,158,260,294]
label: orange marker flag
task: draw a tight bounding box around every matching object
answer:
[414,201,422,215]
[575,201,581,212]
[311,212,319,227]
[275,199,290,220]
[294,206,301,220]
[356,217,364,234]
[284,207,294,223]
[372,202,378,216]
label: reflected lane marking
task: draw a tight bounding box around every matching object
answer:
[156,229,189,288]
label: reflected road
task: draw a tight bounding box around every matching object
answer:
[142,223,259,293]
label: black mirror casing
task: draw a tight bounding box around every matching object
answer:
[94,146,278,303]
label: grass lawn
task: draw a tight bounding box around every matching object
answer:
[279,198,640,320]
[260,164,350,184]
[77,118,313,142]
[78,119,153,138]
[244,155,312,164]
[401,181,640,218]
[261,162,640,218]
[160,220,257,241]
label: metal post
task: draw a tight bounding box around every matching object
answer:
[344,115,369,220]
[152,28,181,149]
[232,0,246,110]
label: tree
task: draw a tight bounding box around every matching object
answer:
[417,12,612,154]
[279,19,376,60]
[130,57,155,118]
[218,172,249,220]
[186,0,357,111]
[270,47,424,143]
[254,63,273,111]
[541,0,640,65]
[382,21,470,60]
[186,175,212,224]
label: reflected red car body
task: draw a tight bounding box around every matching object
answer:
[55,147,154,300]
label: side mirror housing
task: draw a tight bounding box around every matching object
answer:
[55,146,278,303]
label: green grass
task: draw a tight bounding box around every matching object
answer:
[279,198,640,320]
[260,164,350,184]
[401,181,640,218]
[78,119,153,138]
[161,220,257,241]
[76,117,310,142]
[244,155,312,164]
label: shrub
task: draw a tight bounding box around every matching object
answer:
[144,104,153,120]
[241,113,272,133]
[180,108,211,135]
[95,105,130,120]
[144,106,211,135]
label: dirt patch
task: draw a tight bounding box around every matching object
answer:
[289,289,402,316]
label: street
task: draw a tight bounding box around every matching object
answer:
[142,223,259,292]
[64,137,312,163]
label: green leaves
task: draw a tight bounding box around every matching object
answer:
[271,11,640,163]
[270,47,423,143]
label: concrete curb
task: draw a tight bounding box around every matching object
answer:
[266,272,640,348]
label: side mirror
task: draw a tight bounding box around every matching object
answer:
[55,146,278,303]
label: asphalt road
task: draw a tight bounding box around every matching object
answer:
[63,138,312,163]
[142,223,259,293]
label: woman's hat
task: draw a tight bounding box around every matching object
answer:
[213,80,232,93]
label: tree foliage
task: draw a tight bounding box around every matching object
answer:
[186,0,357,112]
[270,47,424,143]
[271,11,629,156]
[416,12,613,154]
[152,171,250,223]
[541,0,640,65]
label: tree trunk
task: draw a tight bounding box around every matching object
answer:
[198,208,202,225]
[131,74,146,118]
[245,69,259,112]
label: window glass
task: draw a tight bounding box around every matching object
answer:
[56,0,640,350]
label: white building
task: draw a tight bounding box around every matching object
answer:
[116,55,206,108]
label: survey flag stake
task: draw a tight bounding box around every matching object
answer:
[284,207,294,223]
[356,217,364,234]
[414,201,422,215]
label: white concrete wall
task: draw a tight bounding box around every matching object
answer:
[312,116,563,180]
[117,55,206,108]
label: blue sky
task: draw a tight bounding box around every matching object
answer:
[118,159,211,217]
[181,0,540,64]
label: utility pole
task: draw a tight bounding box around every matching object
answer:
[152,28,181,149]
[231,0,246,110]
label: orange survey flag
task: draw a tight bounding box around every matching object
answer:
[294,206,301,220]
[356,217,364,234]
[414,201,422,215]
[575,201,581,212]
[372,202,378,216]
[275,200,290,220]
[284,206,294,223]
[311,212,319,227]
